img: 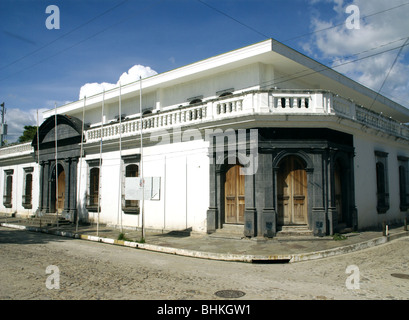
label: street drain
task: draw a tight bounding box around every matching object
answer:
[215,290,246,299]
[391,273,409,280]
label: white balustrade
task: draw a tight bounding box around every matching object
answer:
[270,94,312,112]
[85,104,209,143]
[3,91,406,157]
[0,142,32,158]
[216,99,243,115]
[83,91,409,143]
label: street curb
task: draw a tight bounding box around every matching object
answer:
[1,222,408,263]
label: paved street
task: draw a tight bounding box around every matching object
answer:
[0,226,408,301]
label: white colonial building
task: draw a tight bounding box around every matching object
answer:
[1,39,409,237]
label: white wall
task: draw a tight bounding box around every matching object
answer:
[0,162,39,218]
[69,91,157,128]
[161,63,262,109]
[77,136,210,233]
[354,133,409,229]
[67,62,269,128]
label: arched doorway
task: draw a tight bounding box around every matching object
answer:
[51,164,65,214]
[33,114,82,222]
[277,156,308,225]
[224,164,245,224]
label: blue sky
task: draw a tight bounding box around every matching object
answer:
[1,0,409,142]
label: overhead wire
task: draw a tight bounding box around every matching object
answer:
[195,0,269,39]
[0,0,130,72]
[368,37,409,110]
[195,0,409,44]
[283,1,409,43]
[259,39,409,90]
[3,0,407,85]
[0,0,162,83]
[2,0,409,115]
[195,0,409,112]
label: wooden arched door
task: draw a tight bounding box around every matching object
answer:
[277,156,308,225]
[224,164,245,224]
[57,169,65,213]
[50,164,65,214]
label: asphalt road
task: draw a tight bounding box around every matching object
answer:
[0,226,408,302]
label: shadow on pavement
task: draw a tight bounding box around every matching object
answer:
[0,227,68,245]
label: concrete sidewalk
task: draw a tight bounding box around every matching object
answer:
[1,216,408,263]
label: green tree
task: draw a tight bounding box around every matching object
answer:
[18,125,38,143]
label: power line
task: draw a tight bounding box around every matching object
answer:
[0,0,130,72]
[3,0,409,114]
[0,0,162,83]
[368,37,409,110]
[259,40,409,91]
[195,0,269,39]
[262,38,409,89]
[195,0,409,44]
[284,1,409,43]
[195,0,409,109]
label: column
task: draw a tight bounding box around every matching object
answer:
[43,160,51,213]
[69,157,78,222]
[257,152,275,238]
[244,172,257,238]
[310,152,326,236]
[327,149,338,236]
[64,159,71,219]
[38,161,45,213]
[206,161,218,234]
[349,151,358,230]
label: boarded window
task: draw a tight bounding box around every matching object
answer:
[88,167,99,208]
[125,164,139,209]
[375,151,389,214]
[398,156,409,211]
[22,167,33,209]
[3,170,13,208]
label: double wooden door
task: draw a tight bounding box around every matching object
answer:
[225,164,245,224]
[50,165,65,214]
[57,170,65,213]
[277,156,308,225]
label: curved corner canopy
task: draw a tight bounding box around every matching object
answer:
[32,114,83,150]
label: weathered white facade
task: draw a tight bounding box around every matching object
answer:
[1,39,409,236]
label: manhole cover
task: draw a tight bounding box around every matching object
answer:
[215,290,246,299]
[391,273,409,280]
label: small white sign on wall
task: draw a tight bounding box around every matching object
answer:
[125,177,139,200]
[125,177,161,200]
[151,177,161,200]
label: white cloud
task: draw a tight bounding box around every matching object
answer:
[117,65,157,85]
[305,0,409,108]
[4,108,48,143]
[79,82,116,100]
[79,65,158,99]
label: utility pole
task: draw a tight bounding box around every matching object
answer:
[140,76,145,241]
[0,102,7,147]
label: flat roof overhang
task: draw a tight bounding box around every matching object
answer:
[45,39,409,123]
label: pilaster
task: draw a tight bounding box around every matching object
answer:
[244,172,257,237]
